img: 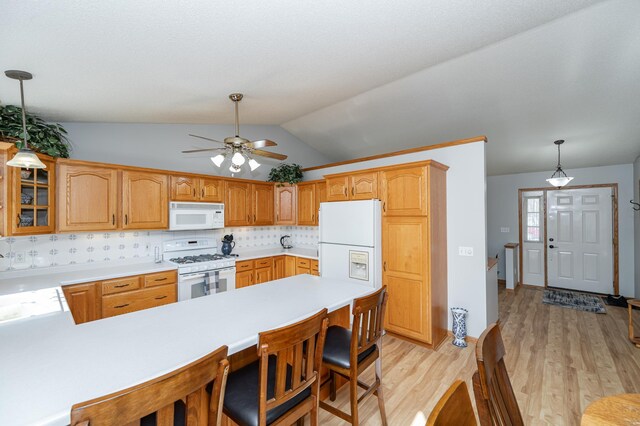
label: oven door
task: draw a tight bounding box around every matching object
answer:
[178,268,236,301]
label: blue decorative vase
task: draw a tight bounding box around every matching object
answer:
[221,240,235,255]
[451,307,468,347]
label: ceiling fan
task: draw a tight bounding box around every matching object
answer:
[183,93,287,172]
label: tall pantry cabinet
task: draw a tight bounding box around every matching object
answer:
[380,161,448,348]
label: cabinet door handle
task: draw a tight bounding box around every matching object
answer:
[201,189,204,197]
[312,213,315,222]
[343,188,347,196]
[114,283,129,288]
[154,277,167,281]
[383,202,386,212]
[352,187,355,196]
[247,214,250,222]
[114,303,129,309]
[125,214,128,225]
[112,214,115,225]
[383,261,387,271]
[193,188,196,197]
[16,215,20,227]
[155,295,167,300]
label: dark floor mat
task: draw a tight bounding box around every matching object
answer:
[604,294,628,308]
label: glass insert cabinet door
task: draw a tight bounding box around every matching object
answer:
[11,157,56,235]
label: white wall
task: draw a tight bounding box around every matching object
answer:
[634,155,640,298]
[59,122,333,180]
[305,141,490,338]
[487,164,635,297]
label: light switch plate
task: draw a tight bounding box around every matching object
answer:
[500,227,510,233]
[458,247,474,256]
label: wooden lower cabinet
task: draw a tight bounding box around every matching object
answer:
[235,271,254,288]
[273,256,286,280]
[235,255,318,287]
[102,284,175,318]
[63,270,178,324]
[62,283,100,325]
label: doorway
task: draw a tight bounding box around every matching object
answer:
[518,184,619,295]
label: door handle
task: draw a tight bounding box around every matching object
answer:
[125,214,128,225]
[155,295,167,300]
[114,303,130,309]
[201,189,204,198]
[343,188,347,196]
[382,202,386,212]
[383,261,387,271]
[351,187,355,196]
[112,214,115,225]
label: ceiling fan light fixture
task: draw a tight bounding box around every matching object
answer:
[546,140,573,188]
[229,163,241,173]
[248,158,260,171]
[211,154,225,167]
[231,151,245,166]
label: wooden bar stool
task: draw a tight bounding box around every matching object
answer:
[628,299,640,347]
[426,380,477,426]
[70,344,229,426]
[222,309,329,426]
[320,286,388,425]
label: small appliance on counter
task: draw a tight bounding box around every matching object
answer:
[280,235,293,249]
[221,234,235,255]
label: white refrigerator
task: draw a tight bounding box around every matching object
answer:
[318,199,382,288]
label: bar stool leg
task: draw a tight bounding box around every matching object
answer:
[349,373,359,425]
[329,370,337,401]
[375,357,388,426]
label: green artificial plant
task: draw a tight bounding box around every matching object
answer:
[0,105,71,158]
[267,163,303,186]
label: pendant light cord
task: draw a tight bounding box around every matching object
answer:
[19,78,29,149]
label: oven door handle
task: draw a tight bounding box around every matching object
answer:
[180,273,207,280]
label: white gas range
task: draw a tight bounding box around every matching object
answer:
[163,239,236,301]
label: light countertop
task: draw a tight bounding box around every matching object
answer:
[0,259,178,296]
[0,275,373,426]
[234,246,318,261]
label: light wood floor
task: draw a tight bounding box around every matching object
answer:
[317,285,640,425]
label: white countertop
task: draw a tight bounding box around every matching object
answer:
[0,259,178,296]
[234,246,318,261]
[0,275,373,426]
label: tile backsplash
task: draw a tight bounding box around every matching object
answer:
[0,226,319,272]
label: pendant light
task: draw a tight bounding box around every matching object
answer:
[546,140,573,188]
[4,70,46,169]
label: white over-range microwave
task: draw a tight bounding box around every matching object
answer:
[169,202,224,231]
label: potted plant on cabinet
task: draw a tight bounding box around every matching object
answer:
[267,163,303,186]
[0,105,71,158]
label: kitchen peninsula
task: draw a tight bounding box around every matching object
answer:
[0,275,373,426]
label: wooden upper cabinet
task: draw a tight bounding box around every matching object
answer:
[200,178,223,202]
[252,183,274,225]
[57,163,118,232]
[325,176,350,202]
[170,176,199,201]
[122,171,169,229]
[381,166,427,216]
[225,181,251,226]
[350,172,378,200]
[10,156,56,236]
[297,182,316,225]
[275,185,297,225]
[171,176,223,202]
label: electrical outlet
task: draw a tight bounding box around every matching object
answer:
[15,252,26,263]
[458,247,474,256]
[500,227,510,233]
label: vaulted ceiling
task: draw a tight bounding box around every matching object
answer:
[1,0,638,175]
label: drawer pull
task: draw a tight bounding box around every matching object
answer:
[114,284,130,288]
[155,295,168,300]
[154,277,167,281]
[114,303,129,309]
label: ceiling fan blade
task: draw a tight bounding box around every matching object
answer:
[244,139,277,149]
[252,149,288,161]
[182,148,226,154]
[188,134,226,144]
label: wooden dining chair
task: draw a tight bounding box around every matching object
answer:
[426,380,477,426]
[320,286,389,425]
[472,322,524,426]
[70,344,229,426]
[222,309,329,426]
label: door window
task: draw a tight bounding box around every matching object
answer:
[525,196,542,242]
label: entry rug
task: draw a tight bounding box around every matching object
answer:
[542,289,606,314]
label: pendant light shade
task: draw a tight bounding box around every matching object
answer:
[546,140,573,188]
[4,70,46,169]
[231,151,245,166]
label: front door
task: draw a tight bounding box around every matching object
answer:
[547,187,613,294]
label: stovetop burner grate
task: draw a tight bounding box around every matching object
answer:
[169,254,235,264]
